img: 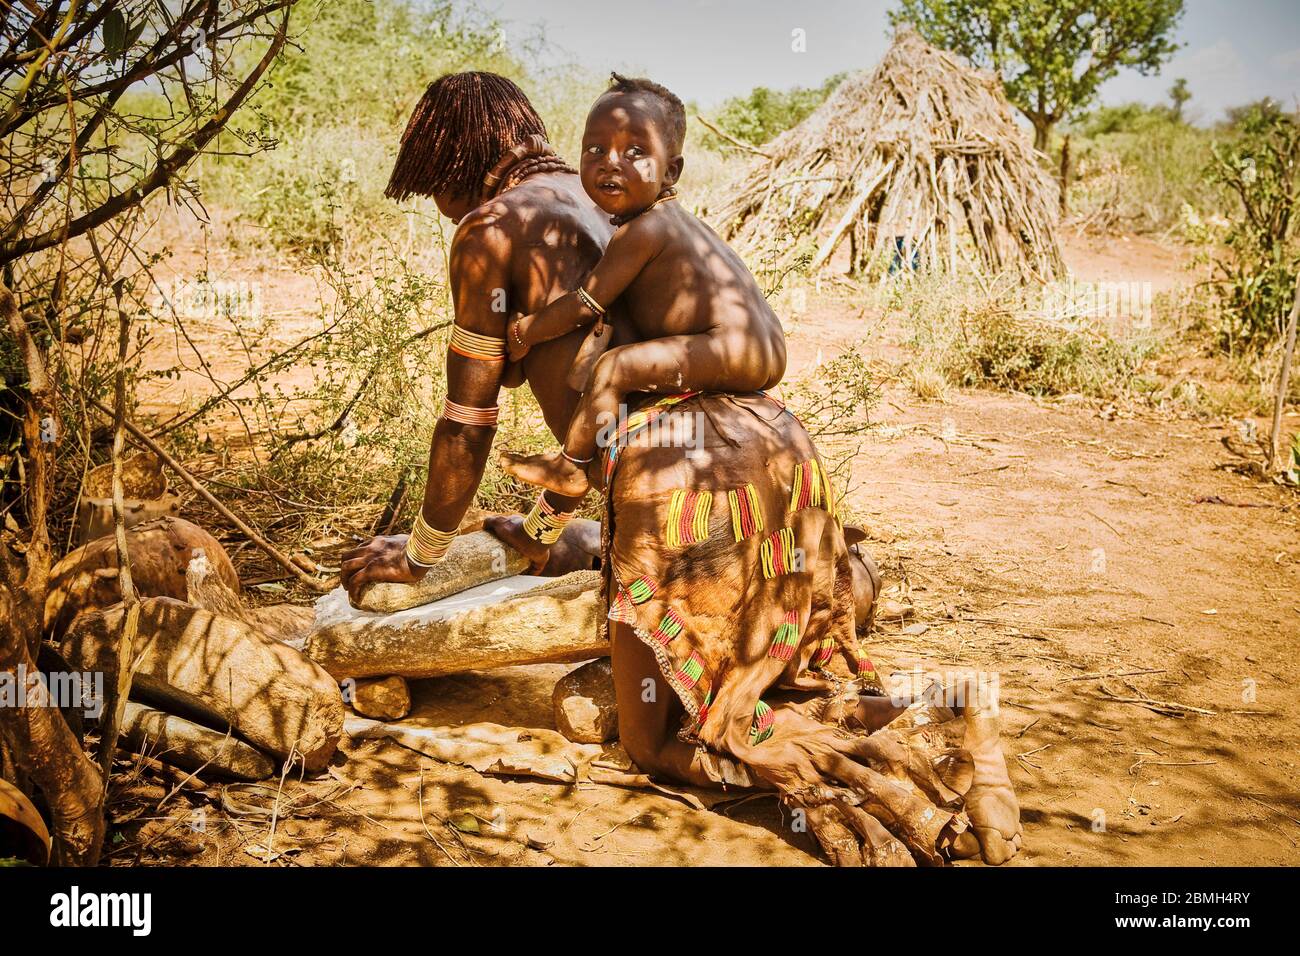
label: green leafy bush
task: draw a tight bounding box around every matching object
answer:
[1066,103,1220,233]
[893,273,1158,400]
[701,74,845,148]
[201,0,524,254]
[1202,105,1300,354]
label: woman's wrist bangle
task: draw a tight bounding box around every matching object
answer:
[575,286,605,318]
[406,514,456,567]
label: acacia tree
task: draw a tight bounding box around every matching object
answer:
[890,0,1185,151]
[1,0,294,865]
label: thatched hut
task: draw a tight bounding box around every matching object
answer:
[711,27,1063,280]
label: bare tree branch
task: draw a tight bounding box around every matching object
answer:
[0,5,292,264]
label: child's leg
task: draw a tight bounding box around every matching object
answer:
[573,330,769,456]
[501,331,768,495]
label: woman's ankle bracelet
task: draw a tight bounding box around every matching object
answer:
[522,492,576,544]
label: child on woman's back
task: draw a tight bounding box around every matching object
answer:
[499,73,786,496]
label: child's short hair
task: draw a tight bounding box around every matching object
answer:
[607,72,686,154]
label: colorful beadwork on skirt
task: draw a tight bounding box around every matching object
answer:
[602,391,866,743]
[695,685,713,732]
[674,650,706,689]
[602,391,699,484]
[811,636,836,669]
[608,587,637,624]
[788,458,824,512]
[750,700,775,745]
[727,483,765,542]
[667,489,713,548]
[822,467,838,519]
[627,576,658,604]
[768,610,801,661]
[760,527,798,579]
[651,607,686,646]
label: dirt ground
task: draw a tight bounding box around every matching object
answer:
[107,229,1300,867]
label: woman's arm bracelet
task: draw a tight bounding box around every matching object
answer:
[406,514,457,567]
[449,325,507,362]
[441,397,500,427]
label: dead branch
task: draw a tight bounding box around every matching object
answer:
[87,398,334,593]
[0,278,106,865]
[693,113,773,160]
[91,248,141,783]
[0,5,293,265]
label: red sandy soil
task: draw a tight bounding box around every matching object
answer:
[108,229,1299,866]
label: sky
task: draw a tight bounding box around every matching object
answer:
[482,0,1300,123]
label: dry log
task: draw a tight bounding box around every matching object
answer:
[44,517,241,641]
[246,604,317,649]
[119,701,275,781]
[60,597,344,773]
[306,571,607,680]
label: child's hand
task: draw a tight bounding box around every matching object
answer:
[507,316,532,362]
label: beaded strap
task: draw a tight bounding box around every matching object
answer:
[521,492,575,545]
[406,514,456,567]
[442,397,499,427]
[449,325,506,362]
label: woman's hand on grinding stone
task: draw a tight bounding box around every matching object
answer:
[339,534,429,605]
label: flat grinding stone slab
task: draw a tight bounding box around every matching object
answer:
[305,571,608,680]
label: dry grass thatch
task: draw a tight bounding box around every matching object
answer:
[711,27,1064,281]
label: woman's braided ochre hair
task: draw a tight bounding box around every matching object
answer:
[385,71,550,202]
